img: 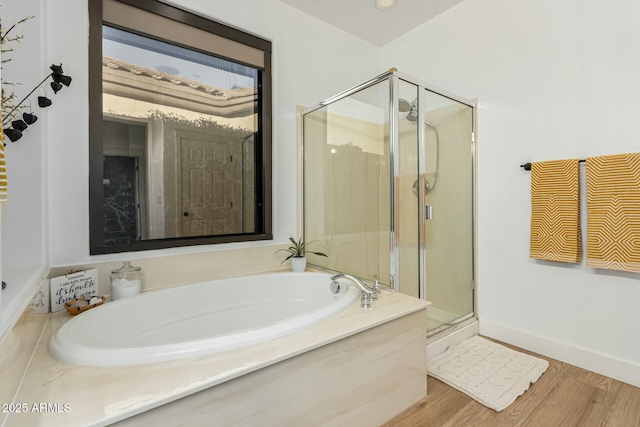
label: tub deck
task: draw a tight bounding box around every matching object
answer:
[3,290,429,426]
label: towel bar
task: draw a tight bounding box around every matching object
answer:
[520,159,585,171]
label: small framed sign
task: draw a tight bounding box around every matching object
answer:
[50,269,99,312]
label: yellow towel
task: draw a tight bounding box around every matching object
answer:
[530,159,581,263]
[586,153,640,273]
[0,123,7,202]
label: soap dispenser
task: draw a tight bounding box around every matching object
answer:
[110,262,142,300]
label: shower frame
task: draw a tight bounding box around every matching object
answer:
[301,69,476,336]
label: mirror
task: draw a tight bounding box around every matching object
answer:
[89,0,272,254]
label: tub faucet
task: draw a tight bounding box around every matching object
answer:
[371,274,380,301]
[330,273,378,309]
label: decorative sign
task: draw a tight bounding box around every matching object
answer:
[29,279,50,314]
[50,269,99,312]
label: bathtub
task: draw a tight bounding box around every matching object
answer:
[50,272,358,366]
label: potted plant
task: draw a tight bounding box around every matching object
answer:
[276,236,327,272]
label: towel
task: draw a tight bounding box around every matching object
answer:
[530,159,581,263]
[586,153,640,273]
[0,124,7,202]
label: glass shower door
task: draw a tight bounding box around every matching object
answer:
[396,79,420,298]
[303,80,392,286]
[421,88,474,334]
[302,70,475,337]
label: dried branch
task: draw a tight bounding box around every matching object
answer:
[0,16,34,43]
[1,15,36,122]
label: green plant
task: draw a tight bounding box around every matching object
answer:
[275,236,327,264]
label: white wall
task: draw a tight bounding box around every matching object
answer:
[1,0,48,270]
[0,37,2,321]
[45,0,380,266]
[381,0,640,385]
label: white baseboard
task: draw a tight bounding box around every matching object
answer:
[480,318,640,388]
[427,319,478,359]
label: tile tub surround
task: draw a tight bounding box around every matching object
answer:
[50,244,291,297]
[2,290,429,426]
[116,311,427,427]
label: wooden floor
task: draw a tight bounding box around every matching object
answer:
[383,339,640,427]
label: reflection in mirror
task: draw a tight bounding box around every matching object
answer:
[102,25,257,242]
[89,0,272,254]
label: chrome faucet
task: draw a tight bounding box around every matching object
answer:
[330,273,378,309]
[371,274,380,301]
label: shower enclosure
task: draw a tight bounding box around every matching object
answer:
[302,70,475,336]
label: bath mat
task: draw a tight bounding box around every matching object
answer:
[586,153,640,273]
[530,159,581,263]
[427,336,548,412]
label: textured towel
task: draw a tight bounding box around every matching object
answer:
[0,123,7,202]
[530,159,581,263]
[586,153,640,273]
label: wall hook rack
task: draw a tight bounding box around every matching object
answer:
[1,63,72,143]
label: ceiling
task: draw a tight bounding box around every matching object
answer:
[278,0,466,47]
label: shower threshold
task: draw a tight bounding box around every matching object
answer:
[427,311,475,338]
[426,316,478,359]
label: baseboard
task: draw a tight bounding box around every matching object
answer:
[427,319,478,359]
[480,318,640,388]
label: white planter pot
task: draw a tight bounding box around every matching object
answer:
[291,256,307,272]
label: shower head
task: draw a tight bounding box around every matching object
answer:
[399,98,412,112]
[400,99,432,124]
[406,99,418,122]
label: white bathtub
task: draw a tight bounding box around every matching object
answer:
[49,272,358,366]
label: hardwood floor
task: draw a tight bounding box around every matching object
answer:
[383,339,640,427]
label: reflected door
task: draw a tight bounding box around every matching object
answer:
[179,137,243,236]
[422,89,474,334]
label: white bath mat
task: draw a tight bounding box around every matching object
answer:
[427,336,549,412]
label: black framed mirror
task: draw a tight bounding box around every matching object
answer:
[89,0,272,254]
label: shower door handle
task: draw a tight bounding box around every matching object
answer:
[424,206,433,220]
